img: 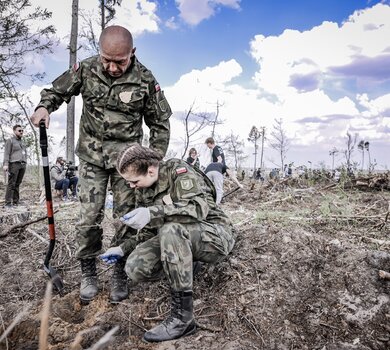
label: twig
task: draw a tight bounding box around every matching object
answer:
[70,326,100,350]
[85,325,119,350]
[25,228,49,245]
[0,311,9,349]
[234,214,256,227]
[241,314,265,346]
[39,282,52,350]
[0,307,29,344]
[195,321,222,333]
[259,195,292,206]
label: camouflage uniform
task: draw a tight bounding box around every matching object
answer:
[36,56,171,258]
[124,159,235,291]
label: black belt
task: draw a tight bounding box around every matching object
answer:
[12,161,26,164]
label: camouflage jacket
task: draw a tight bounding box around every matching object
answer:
[37,56,171,169]
[136,159,232,228]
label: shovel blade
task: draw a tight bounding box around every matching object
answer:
[44,264,64,295]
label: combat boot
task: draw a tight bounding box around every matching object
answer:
[110,259,129,303]
[143,290,196,342]
[193,261,202,278]
[80,259,98,303]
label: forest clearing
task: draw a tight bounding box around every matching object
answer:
[0,173,389,350]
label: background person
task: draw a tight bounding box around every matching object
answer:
[3,125,27,208]
[186,147,200,169]
[204,162,243,204]
[50,157,78,201]
[30,25,172,303]
[100,144,235,342]
[205,137,225,165]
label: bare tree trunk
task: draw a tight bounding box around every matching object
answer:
[100,0,105,30]
[66,0,78,163]
[253,140,258,174]
[260,126,265,169]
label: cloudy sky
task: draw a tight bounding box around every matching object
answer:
[22,0,390,170]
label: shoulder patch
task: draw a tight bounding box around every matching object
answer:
[72,62,80,72]
[180,179,194,191]
[176,167,187,175]
[155,83,161,92]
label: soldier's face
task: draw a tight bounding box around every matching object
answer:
[121,166,159,189]
[100,47,135,78]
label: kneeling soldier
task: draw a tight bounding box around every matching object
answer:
[100,144,235,342]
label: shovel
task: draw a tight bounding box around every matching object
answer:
[39,120,64,295]
[222,186,242,200]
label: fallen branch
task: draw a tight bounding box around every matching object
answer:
[25,228,49,245]
[0,209,59,238]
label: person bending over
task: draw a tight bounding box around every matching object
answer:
[204,162,243,204]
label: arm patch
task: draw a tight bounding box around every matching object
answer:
[176,167,187,174]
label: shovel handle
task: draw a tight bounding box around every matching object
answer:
[39,120,56,246]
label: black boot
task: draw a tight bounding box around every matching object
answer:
[143,290,196,342]
[80,259,98,302]
[193,261,202,278]
[110,259,129,303]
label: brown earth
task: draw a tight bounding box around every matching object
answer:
[0,174,389,350]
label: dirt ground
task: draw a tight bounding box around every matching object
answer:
[0,173,389,350]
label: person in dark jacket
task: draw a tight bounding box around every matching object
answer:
[186,147,200,169]
[3,125,27,208]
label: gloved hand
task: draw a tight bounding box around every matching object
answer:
[120,208,151,230]
[99,246,124,264]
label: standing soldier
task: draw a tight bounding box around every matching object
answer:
[100,144,235,342]
[3,125,27,208]
[30,25,172,304]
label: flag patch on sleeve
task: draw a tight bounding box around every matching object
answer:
[176,167,187,174]
[73,62,80,72]
[155,83,161,92]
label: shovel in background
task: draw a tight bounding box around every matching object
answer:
[39,120,64,295]
[222,186,242,200]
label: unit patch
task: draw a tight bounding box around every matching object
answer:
[119,91,133,103]
[176,167,187,174]
[180,179,194,191]
[155,83,161,92]
[162,194,173,205]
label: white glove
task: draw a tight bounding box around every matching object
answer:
[99,246,124,264]
[120,208,151,230]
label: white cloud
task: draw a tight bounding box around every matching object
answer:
[176,0,241,26]
[250,3,390,97]
[30,0,160,41]
[163,3,390,168]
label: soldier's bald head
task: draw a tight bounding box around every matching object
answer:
[99,26,135,77]
[99,25,133,53]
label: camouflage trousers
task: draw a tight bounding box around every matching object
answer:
[125,221,235,291]
[75,159,137,259]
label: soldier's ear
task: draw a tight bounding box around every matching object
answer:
[147,165,157,177]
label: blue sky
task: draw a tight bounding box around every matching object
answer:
[18,0,390,170]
